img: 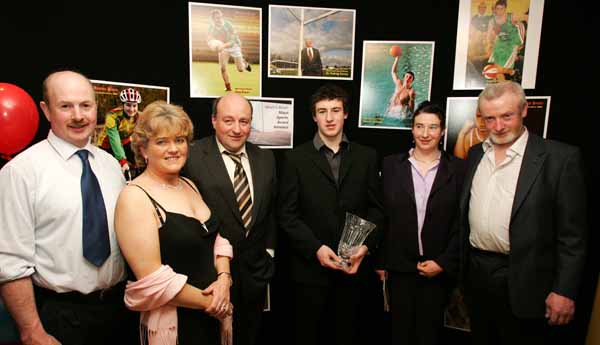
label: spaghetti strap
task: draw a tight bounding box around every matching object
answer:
[181,177,199,195]
[130,184,167,225]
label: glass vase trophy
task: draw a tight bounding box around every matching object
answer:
[337,213,376,269]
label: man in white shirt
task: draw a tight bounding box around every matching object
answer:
[459,81,587,345]
[0,70,135,345]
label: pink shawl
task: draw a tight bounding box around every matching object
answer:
[124,265,187,345]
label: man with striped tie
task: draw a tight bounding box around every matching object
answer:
[183,92,276,345]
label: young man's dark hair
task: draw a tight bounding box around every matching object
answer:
[309,84,350,117]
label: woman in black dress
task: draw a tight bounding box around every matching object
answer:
[115,101,234,345]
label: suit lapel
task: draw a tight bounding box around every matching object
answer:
[306,145,336,185]
[338,144,353,186]
[460,146,485,213]
[429,154,451,197]
[204,138,244,226]
[511,134,546,219]
[396,155,417,209]
[246,144,263,228]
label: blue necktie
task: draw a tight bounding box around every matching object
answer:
[76,150,110,267]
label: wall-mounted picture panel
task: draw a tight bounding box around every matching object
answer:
[453,0,544,89]
[268,5,356,80]
[359,41,434,130]
[189,2,261,97]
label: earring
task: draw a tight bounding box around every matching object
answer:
[144,156,148,164]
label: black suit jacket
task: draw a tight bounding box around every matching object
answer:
[277,140,384,286]
[380,151,466,277]
[300,47,323,76]
[183,136,276,297]
[459,133,587,318]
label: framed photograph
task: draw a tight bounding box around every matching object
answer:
[444,96,550,159]
[268,5,356,80]
[189,2,261,97]
[452,0,544,89]
[247,97,294,149]
[91,79,170,178]
[358,41,435,130]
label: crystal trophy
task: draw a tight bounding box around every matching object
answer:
[337,212,376,269]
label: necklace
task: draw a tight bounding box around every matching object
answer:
[146,171,183,191]
[412,151,441,164]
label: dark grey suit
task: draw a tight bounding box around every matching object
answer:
[183,136,276,345]
[459,133,587,344]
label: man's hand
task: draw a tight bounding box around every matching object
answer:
[545,292,575,326]
[202,274,232,319]
[20,321,61,345]
[344,245,369,275]
[316,245,343,270]
[416,260,443,278]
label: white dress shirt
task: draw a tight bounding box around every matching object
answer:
[0,131,126,293]
[469,129,528,254]
[216,138,255,202]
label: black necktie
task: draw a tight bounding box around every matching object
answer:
[224,152,253,233]
[76,150,110,267]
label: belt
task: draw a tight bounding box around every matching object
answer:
[469,246,508,258]
[34,280,126,305]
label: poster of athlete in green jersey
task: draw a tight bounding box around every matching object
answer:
[453,0,545,90]
[189,2,261,98]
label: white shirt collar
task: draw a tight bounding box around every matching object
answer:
[482,127,529,157]
[47,130,96,161]
[215,136,247,157]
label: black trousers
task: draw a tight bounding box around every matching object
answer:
[465,248,573,345]
[388,271,449,345]
[34,283,138,345]
[289,277,363,345]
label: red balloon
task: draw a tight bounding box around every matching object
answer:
[0,83,40,157]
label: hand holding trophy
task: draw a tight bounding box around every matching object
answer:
[337,213,376,271]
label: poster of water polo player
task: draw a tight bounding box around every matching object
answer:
[268,5,356,80]
[358,41,434,130]
[453,0,544,90]
[189,2,261,97]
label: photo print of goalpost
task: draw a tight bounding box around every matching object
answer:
[268,5,356,80]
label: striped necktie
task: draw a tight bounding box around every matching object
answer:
[224,152,253,233]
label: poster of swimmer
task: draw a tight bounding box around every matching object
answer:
[452,0,544,90]
[188,2,262,98]
[358,41,435,130]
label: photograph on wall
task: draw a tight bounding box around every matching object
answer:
[247,97,294,149]
[452,0,544,90]
[444,96,550,159]
[358,41,434,130]
[91,80,170,179]
[189,2,261,97]
[268,5,356,80]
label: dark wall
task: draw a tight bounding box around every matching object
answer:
[1,0,597,343]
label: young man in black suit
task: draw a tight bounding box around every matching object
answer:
[460,81,587,345]
[278,84,384,345]
[183,92,276,345]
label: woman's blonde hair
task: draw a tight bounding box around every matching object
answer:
[131,100,194,168]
